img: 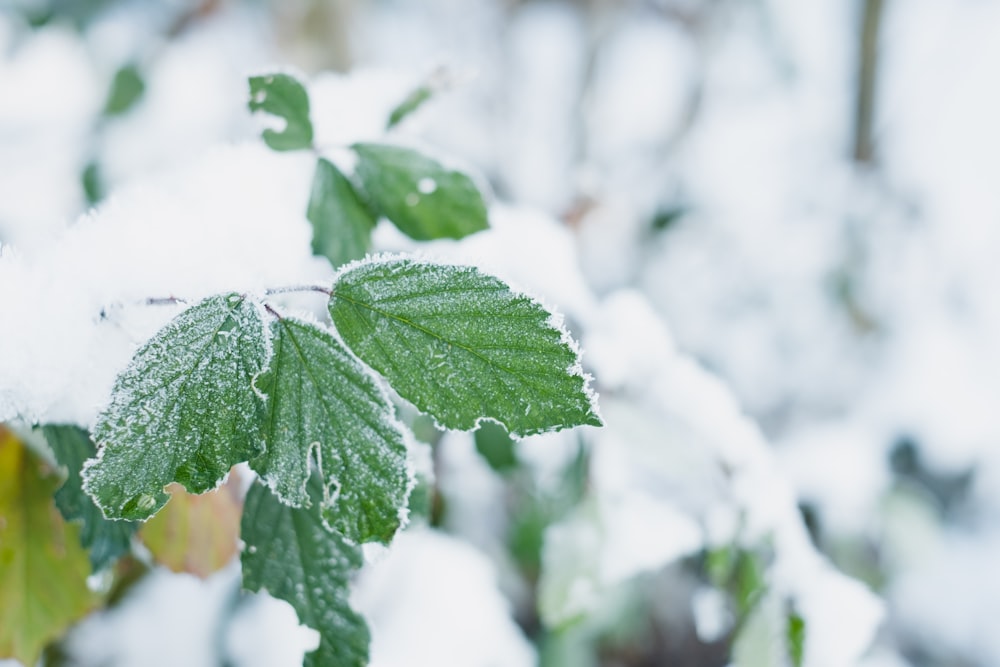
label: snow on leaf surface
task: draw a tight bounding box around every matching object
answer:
[328,257,602,437]
[351,143,489,241]
[42,424,137,571]
[241,479,369,667]
[307,157,376,269]
[248,72,314,152]
[83,294,269,521]
[251,318,410,545]
[0,427,95,666]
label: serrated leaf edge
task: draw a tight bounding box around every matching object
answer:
[330,252,603,438]
[80,295,274,522]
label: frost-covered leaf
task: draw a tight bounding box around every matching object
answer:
[248,72,313,151]
[351,143,489,241]
[307,158,376,269]
[84,294,268,521]
[139,479,242,578]
[251,318,409,544]
[0,427,95,666]
[329,258,602,436]
[241,479,369,667]
[42,424,137,571]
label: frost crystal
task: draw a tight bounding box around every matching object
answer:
[83,294,269,520]
[329,255,602,437]
[251,318,410,545]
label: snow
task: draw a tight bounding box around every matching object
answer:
[0,24,101,249]
[0,143,322,427]
[353,528,535,667]
[6,1,1000,665]
[578,290,884,664]
[65,563,317,667]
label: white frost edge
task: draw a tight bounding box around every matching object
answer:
[80,293,273,522]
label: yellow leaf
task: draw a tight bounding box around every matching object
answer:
[0,425,95,665]
[139,473,242,579]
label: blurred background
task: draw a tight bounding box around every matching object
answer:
[3,0,1000,666]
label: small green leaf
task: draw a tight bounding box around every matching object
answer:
[351,143,489,241]
[329,258,601,437]
[705,545,736,587]
[735,551,766,617]
[786,610,806,667]
[307,158,377,268]
[0,427,95,666]
[81,160,104,205]
[84,294,268,521]
[103,63,145,117]
[241,479,369,667]
[248,72,313,151]
[386,85,434,129]
[42,424,137,571]
[474,421,518,473]
[251,318,410,544]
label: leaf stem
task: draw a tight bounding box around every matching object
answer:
[145,296,189,306]
[263,285,332,296]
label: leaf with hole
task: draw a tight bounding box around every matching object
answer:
[251,317,410,544]
[248,72,313,151]
[351,143,489,241]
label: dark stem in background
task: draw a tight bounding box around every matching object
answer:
[853,0,885,165]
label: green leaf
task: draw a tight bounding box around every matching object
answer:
[329,258,602,437]
[248,72,313,151]
[735,550,767,617]
[84,294,269,521]
[786,610,806,667]
[474,421,518,473]
[103,63,145,117]
[81,160,104,205]
[41,424,137,571]
[307,158,377,269]
[386,85,434,129]
[0,427,95,666]
[351,143,489,241]
[251,318,410,545]
[241,479,369,667]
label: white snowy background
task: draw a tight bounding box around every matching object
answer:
[2,0,999,666]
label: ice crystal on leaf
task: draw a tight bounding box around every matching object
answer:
[328,256,602,437]
[251,318,410,545]
[83,294,269,521]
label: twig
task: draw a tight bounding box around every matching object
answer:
[263,285,332,296]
